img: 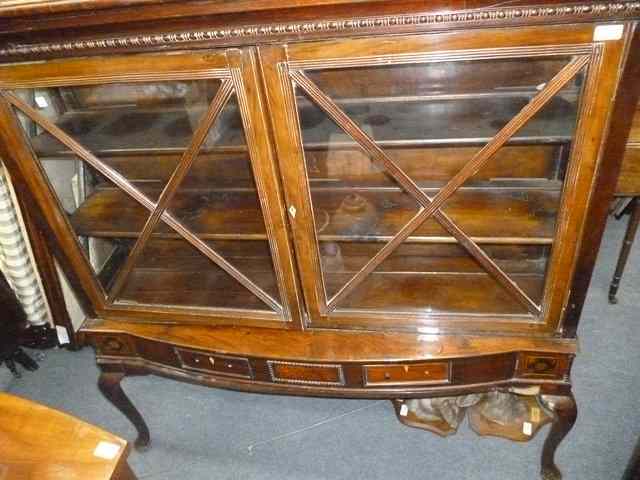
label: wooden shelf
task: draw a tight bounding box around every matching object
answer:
[299,95,577,147]
[70,187,267,240]
[104,245,543,314]
[319,239,548,303]
[328,271,544,315]
[320,245,548,275]
[30,94,576,156]
[101,239,280,310]
[117,266,279,310]
[30,105,245,156]
[70,185,560,243]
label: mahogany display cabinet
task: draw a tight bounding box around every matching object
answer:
[1,2,639,479]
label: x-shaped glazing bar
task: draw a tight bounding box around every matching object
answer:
[4,89,282,312]
[291,55,588,315]
[106,79,234,302]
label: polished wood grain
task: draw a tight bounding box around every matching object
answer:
[285,24,596,65]
[0,392,135,479]
[0,4,639,480]
[616,147,640,196]
[69,185,560,243]
[625,105,640,143]
[2,1,636,62]
[226,47,306,326]
[0,0,389,21]
[364,362,449,386]
[83,318,577,363]
[97,370,150,451]
[539,393,577,480]
[0,51,230,89]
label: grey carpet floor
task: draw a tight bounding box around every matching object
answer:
[3,215,639,480]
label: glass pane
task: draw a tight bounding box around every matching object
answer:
[297,97,421,301]
[14,80,279,310]
[116,236,279,311]
[28,80,220,157]
[116,95,282,311]
[442,71,584,308]
[338,244,546,314]
[300,56,585,317]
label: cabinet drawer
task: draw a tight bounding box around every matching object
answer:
[364,362,449,386]
[95,335,136,357]
[516,353,569,380]
[176,348,252,379]
[267,361,345,386]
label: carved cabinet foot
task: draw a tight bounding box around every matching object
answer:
[98,370,151,451]
[539,393,577,480]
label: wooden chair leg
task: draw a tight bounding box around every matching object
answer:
[609,196,640,304]
[98,370,151,451]
[539,393,577,480]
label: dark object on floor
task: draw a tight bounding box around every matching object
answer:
[0,270,39,377]
[609,197,640,304]
[21,323,59,349]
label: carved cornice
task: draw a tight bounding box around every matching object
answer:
[1,1,640,59]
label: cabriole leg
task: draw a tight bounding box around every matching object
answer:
[539,393,577,480]
[98,369,150,450]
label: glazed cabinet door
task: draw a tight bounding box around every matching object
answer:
[0,48,303,327]
[261,23,631,333]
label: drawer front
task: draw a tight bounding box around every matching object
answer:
[516,353,569,380]
[94,334,136,357]
[364,362,450,386]
[267,361,345,386]
[176,348,252,379]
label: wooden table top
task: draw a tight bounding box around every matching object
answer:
[0,392,130,480]
[616,102,640,196]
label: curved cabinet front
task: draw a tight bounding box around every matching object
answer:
[84,320,575,399]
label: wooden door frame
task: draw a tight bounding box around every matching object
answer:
[0,48,304,328]
[261,22,633,335]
